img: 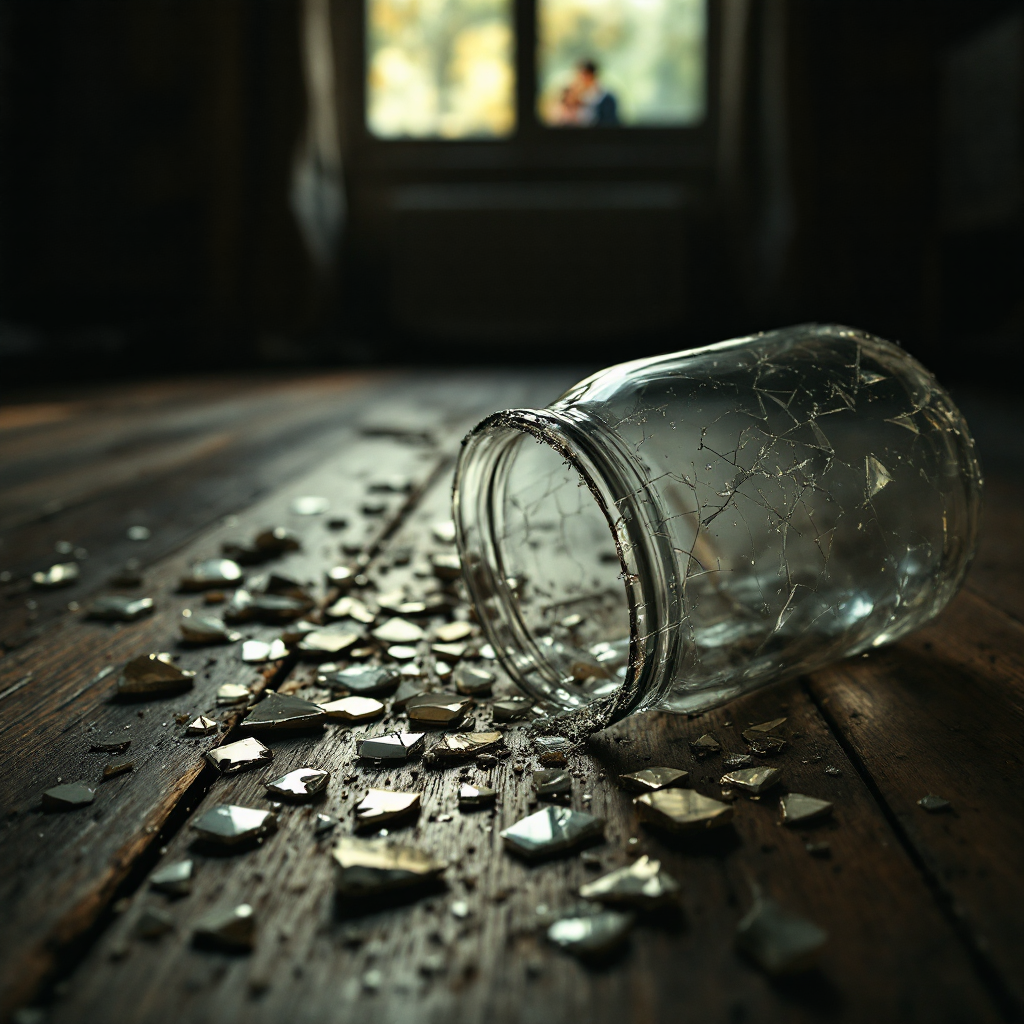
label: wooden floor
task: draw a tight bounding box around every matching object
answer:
[0,370,1021,1024]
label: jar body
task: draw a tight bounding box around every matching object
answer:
[454,324,982,724]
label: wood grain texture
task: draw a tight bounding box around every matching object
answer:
[965,477,1024,625]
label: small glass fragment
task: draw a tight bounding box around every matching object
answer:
[91,738,131,754]
[102,760,135,779]
[780,793,833,826]
[387,645,418,661]
[431,642,467,662]
[354,789,421,829]
[430,553,462,580]
[372,617,425,645]
[193,903,255,950]
[634,790,734,832]
[179,614,240,645]
[225,591,309,624]
[205,736,273,774]
[291,495,329,516]
[492,696,533,722]
[722,753,754,769]
[240,692,326,733]
[690,734,722,757]
[32,562,79,589]
[824,765,842,776]
[325,596,376,624]
[326,563,358,588]
[918,794,951,812]
[406,693,473,725]
[736,897,827,975]
[315,813,338,835]
[179,558,243,591]
[454,664,495,696]
[241,639,288,663]
[150,859,193,895]
[745,717,787,735]
[720,766,782,794]
[297,628,360,657]
[534,735,571,766]
[533,769,571,798]
[41,782,96,811]
[319,695,385,722]
[450,899,470,919]
[435,620,474,643]
[432,520,457,543]
[216,682,251,706]
[333,835,446,898]
[117,654,195,697]
[134,907,173,940]
[280,619,318,643]
[126,525,151,542]
[392,678,430,708]
[500,806,604,860]
[265,767,330,801]
[547,910,633,958]
[358,732,425,761]
[435,660,453,679]
[323,664,400,696]
[191,805,277,846]
[619,767,688,792]
[459,783,496,809]
[579,855,680,910]
[432,731,503,761]
[86,595,154,622]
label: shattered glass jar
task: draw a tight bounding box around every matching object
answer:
[454,324,982,727]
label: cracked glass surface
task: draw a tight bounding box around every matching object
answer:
[455,324,982,724]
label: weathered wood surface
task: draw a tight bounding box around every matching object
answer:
[0,372,1020,1024]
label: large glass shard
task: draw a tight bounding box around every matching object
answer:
[500,807,604,860]
[179,559,243,591]
[547,910,633,957]
[41,782,96,811]
[194,904,256,950]
[191,805,277,846]
[205,737,273,774]
[334,836,447,899]
[87,596,154,622]
[779,793,833,825]
[634,790,734,832]
[265,767,330,801]
[319,695,385,722]
[720,767,782,794]
[619,767,688,792]
[150,859,194,896]
[117,654,195,697]
[430,731,503,761]
[354,789,421,829]
[736,897,827,975]
[358,732,425,761]
[322,665,400,696]
[579,855,680,909]
[240,692,326,734]
[406,693,473,725]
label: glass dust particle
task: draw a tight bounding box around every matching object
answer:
[191,805,277,847]
[86,595,154,622]
[372,617,425,645]
[194,903,256,950]
[315,813,338,835]
[319,695,384,722]
[323,664,400,696]
[240,692,326,734]
[102,760,135,780]
[216,682,251,706]
[918,794,951,812]
[534,735,571,766]
[357,732,425,761]
[454,664,494,696]
[297,628,360,657]
[432,731,503,761]
[91,738,131,754]
[459,783,496,809]
[134,907,173,940]
[179,615,240,645]
[406,693,472,726]
[722,753,754,769]
[179,558,243,591]
[41,782,96,811]
[547,910,633,958]
[579,855,680,910]
[117,654,195,697]
[435,621,474,643]
[290,495,329,516]
[32,562,80,589]
[150,859,193,896]
[619,767,688,792]
[824,765,842,776]
[333,836,446,899]
[265,767,330,801]
[533,769,571,799]
[500,807,604,860]
[720,766,782,794]
[780,793,833,826]
[432,520,457,544]
[736,897,827,975]
[633,790,734,832]
[240,639,287,663]
[354,789,421,829]
[690,734,721,757]
[492,696,533,722]
[205,737,273,774]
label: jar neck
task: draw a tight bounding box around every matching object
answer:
[453,406,683,729]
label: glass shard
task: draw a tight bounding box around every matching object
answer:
[205,736,273,774]
[406,693,473,725]
[432,642,468,662]
[280,620,319,643]
[459,783,497,809]
[325,596,376,624]
[216,682,252,706]
[354,789,421,829]
[533,769,571,798]
[579,855,680,909]
[430,553,462,580]
[500,806,604,860]
[134,907,173,940]
[690,734,722,757]
[191,805,277,846]
[290,495,329,516]
[91,738,132,754]
[634,789,734,832]
[41,781,96,811]
[454,664,495,696]
[492,696,533,722]
[619,767,688,792]
[315,812,339,835]
[179,559,243,591]
[127,525,151,542]
[866,455,892,498]
[319,695,385,722]
[387,644,418,661]
[87,596,154,622]
[102,760,134,779]
[534,735,571,766]
[722,753,754,769]
[358,731,426,761]
[918,794,951,812]
[779,793,833,825]
[117,654,195,697]
[432,520,457,544]
[720,766,782,794]
[322,664,400,696]
[333,836,446,898]
[240,691,326,733]
[431,731,503,761]
[392,678,431,709]
[150,859,193,895]
[32,562,80,589]
[372,617,425,645]
[194,903,256,950]
[265,767,330,801]
[745,717,787,734]
[179,615,240,645]
[297,628,360,657]
[240,639,288,663]
[435,620,474,643]
[736,897,827,975]
[547,910,633,958]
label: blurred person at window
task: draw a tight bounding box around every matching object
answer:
[576,59,618,126]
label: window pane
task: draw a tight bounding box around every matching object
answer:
[367,0,515,139]
[538,0,706,127]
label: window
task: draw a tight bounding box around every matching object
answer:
[365,0,706,139]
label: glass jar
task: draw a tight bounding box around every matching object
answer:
[453,324,982,729]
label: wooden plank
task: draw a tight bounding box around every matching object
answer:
[43,471,1003,1024]
[964,477,1024,625]
[806,587,1024,1015]
[0,371,576,1018]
